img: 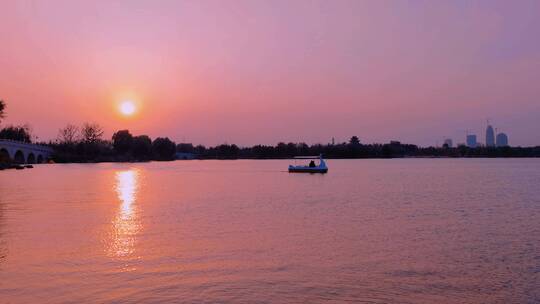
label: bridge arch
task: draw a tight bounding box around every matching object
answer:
[37,154,44,164]
[0,148,10,163]
[0,140,53,165]
[14,150,25,164]
[27,153,36,164]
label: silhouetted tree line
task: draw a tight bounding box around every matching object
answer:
[176,137,540,159]
[0,124,33,143]
[1,123,539,161]
[0,100,36,143]
[48,131,540,161]
[182,139,420,159]
[50,124,177,162]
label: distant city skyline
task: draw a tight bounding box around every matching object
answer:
[443,121,512,148]
[1,1,540,147]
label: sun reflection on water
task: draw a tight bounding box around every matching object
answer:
[109,169,141,258]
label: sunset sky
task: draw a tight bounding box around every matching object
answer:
[1,0,539,146]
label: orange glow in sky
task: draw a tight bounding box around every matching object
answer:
[1,1,540,146]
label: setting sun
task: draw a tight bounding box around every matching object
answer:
[119,101,136,116]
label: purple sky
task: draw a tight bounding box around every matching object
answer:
[1,0,539,146]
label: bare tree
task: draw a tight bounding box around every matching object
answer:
[57,124,80,144]
[81,122,104,143]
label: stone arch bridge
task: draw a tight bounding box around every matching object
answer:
[0,140,53,164]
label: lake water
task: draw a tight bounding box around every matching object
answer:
[0,159,539,303]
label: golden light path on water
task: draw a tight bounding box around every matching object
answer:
[1,160,540,303]
[109,169,141,259]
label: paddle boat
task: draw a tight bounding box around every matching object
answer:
[288,155,328,173]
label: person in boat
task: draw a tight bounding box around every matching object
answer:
[309,160,316,167]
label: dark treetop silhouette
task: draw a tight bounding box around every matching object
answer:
[0,100,5,121]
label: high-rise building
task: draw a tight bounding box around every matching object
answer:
[443,138,453,148]
[466,135,477,148]
[496,133,509,147]
[486,125,495,147]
